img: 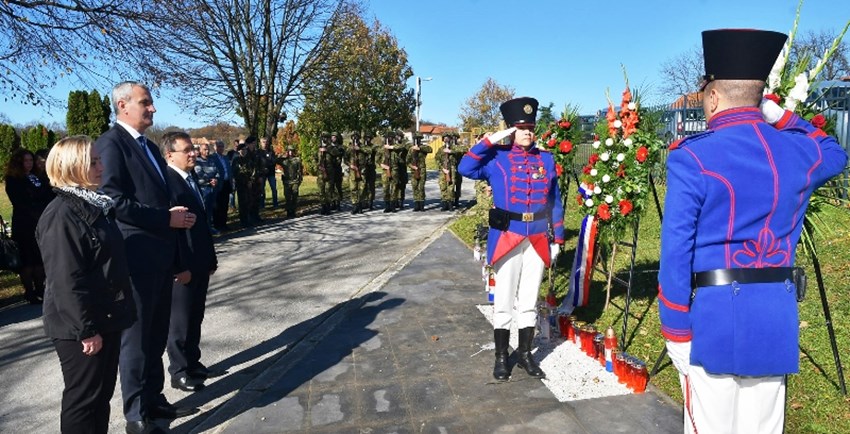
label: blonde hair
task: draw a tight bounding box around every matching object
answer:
[46,135,96,189]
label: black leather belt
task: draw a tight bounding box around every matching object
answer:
[502,208,550,222]
[693,267,795,287]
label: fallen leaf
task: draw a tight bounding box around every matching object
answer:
[790,402,804,410]
[430,335,439,341]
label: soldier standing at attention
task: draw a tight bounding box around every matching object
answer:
[437,132,456,211]
[364,132,378,210]
[259,137,278,208]
[393,131,410,210]
[407,133,431,212]
[280,145,303,219]
[316,132,334,215]
[458,97,565,382]
[348,132,371,214]
[378,131,398,213]
[451,132,466,208]
[242,136,264,224]
[658,29,847,434]
[231,143,255,227]
[329,132,345,210]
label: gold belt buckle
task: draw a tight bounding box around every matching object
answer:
[522,212,534,222]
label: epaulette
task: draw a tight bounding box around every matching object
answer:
[669,130,713,151]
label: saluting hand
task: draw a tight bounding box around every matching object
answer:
[485,127,516,144]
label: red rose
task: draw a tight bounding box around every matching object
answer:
[555,163,563,177]
[617,165,626,178]
[583,165,592,174]
[559,140,573,154]
[586,183,595,191]
[558,120,572,129]
[619,199,633,216]
[636,146,648,163]
[589,153,599,165]
[541,130,552,140]
[577,194,584,206]
[597,203,611,221]
[765,93,781,104]
[811,113,826,129]
[547,138,556,148]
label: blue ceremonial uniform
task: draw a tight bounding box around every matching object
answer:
[458,138,565,265]
[658,107,847,376]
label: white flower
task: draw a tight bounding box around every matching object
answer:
[602,174,611,183]
[592,140,601,149]
[624,138,633,148]
[590,169,598,176]
[585,199,594,207]
[600,152,610,162]
[593,186,602,195]
[605,138,614,147]
[612,162,620,169]
[785,72,810,111]
[616,153,625,162]
[766,45,789,93]
[605,195,613,204]
[613,119,622,129]
[627,102,636,110]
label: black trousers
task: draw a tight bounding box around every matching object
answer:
[167,272,210,377]
[213,181,232,229]
[119,271,172,421]
[235,181,252,226]
[54,332,121,434]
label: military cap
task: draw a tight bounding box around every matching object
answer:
[351,131,361,139]
[236,143,247,151]
[364,131,375,139]
[321,131,330,138]
[286,145,297,152]
[500,97,539,128]
[700,29,787,90]
[331,131,340,137]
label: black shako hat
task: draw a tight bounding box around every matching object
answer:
[701,29,787,90]
[499,97,538,127]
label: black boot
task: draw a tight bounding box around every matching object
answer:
[493,329,511,381]
[416,201,424,211]
[383,202,394,213]
[440,201,448,211]
[516,327,545,378]
[320,204,330,215]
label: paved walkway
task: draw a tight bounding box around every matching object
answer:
[200,231,682,434]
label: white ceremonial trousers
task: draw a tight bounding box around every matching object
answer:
[492,238,545,330]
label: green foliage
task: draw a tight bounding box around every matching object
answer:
[66,90,87,136]
[0,124,20,170]
[86,90,109,139]
[299,134,319,176]
[67,89,111,138]
[21,124,56,151]
[458,78,515,131]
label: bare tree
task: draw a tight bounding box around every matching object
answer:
[657,44,704,103]
[458,78,515,132]
[790,29,850,81]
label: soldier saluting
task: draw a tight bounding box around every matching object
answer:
[459,97,566,381]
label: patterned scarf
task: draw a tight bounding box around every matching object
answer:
[57,186,115,215]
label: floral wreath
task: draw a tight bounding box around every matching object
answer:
[577,74,664,243]
[537,105,584,207]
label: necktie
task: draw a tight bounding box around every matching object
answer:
[138,136,166,182]
[187,175,204,209]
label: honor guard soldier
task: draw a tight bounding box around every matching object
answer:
[280,145,303,218]
[658,29,848,434]
[392,131,410,210]
[244,136,264,223]
[232,142,257,227]
[348,132,371,214]
[451,132,466,207]
[378,130,399,213]
[407,133,432,211]
[459,97,566,381]
[364,131,378,210]
[329,132,345,210]
[437,132,456,211]
[316,132,335,215]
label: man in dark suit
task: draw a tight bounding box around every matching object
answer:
[161,132,219,393]
[95,81,198,434]
[212,140,233,231]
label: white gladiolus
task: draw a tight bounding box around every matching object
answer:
[613,119,622,128]
[616,153,625,162]
[785,72,809,111]
[766,46,789,93]
[590,169,598,176]
[592,140,601,149]
[585,199,594,207]
[624,138,633,148]
[605,138,614,147]
[605,195,613,203]
[602,174,610,183]
[627,102,636,110]
[593,186,602,194]
[600,152,610,162]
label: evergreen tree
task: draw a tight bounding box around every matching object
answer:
[21,124,55,151]
[0,124,20,170]
[86,90,109,138]
[66,90,88,136]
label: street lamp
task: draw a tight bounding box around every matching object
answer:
[415,76,432,134]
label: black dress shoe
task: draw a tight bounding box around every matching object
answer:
[188,365,227,379]
[148,402,198,419]
[171,375,205,392]
[126,419,167,434]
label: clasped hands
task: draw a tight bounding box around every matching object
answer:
[169,206,196,229]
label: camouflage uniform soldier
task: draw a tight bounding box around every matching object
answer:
[364,132,378,210]
[231,143,257,227]
[393,131,410,210]
[377,131,398,213]
[407,133,432,211]
[317,132,335,215]
[451,132,467,207]
[280,145,303,218]
[243,136,265,223]
[437,132,457,211]
[348,132,371,214]
[329,132,345,210]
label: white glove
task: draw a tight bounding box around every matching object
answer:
[486,127,516,144]
[549,244,560,264]
[759,98,785,125]
[665,340,692,376]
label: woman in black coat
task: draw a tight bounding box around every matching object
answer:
[4,148,54,303]
[36,136,136,434]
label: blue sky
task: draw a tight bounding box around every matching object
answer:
[1,0,847,129]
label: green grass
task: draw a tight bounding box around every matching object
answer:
[451,183,850,433]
